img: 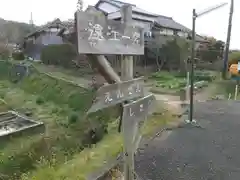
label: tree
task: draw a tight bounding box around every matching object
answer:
[196,37,224,63]
[158,37,190,73]
[228,51,240,66]
[77,0,83,11]
[0,32,10,59]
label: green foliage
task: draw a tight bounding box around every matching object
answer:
[0,18,36,43]
[68,112,79,124]
[41,44,77,67]
[196,39,224,62]
[149,70,215,94]
[0,44,10,59]
[150,71,186,90]
[12,51,25,60]
[228,51,240,65]
[0,61,11,78]
[36,96,45,105]
[20,72,93,112]
[159,37,190,72]
[0,62,121,179]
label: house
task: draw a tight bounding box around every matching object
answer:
[22,18,73,60]
[57,0,207,74]
[94,0,206,45]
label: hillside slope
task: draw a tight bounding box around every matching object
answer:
[0,18,36,43]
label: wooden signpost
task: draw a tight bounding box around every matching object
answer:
[87,81,156,180]
[76,9,144,55]
[77,5,154,180]
[87,77,145,114]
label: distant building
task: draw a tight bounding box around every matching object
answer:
[22,18,73,60]
[57,0,207,73]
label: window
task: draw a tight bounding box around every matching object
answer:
[160,28,174,36]
[159,28,167,35]
[166,29,174,35]
[177,31,185,37]
[144,31,152,38]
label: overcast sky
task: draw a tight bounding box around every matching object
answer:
[0,0,238,49]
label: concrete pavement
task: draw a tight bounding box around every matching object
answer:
[135,100,240,180]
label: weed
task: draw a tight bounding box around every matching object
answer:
[36,96,45,105]
[68,112,79,124]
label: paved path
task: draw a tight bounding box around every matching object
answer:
[135,100,240,180]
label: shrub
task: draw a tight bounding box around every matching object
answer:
[36,96,45,105]
[12,51,25,60]
[228,51,240,66]
[68,112,79,124]
[0,44,10,60]
[41,44,77,67]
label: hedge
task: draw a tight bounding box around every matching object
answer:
[40,44,77,67]
[228,51,240,65]
[0,44,10,60]
[12,52,25,60]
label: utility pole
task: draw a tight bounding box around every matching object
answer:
[188,3,228,123]
[29,12,34,28]
[189,9,196,123]
[222,0,234,79]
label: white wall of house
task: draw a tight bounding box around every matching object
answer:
[159,28,174,36]
[34,28,63,46]
[132,20,151,31]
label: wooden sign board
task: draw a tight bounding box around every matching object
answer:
[76,11,144,55]
[122,94,156,151]
[122,94,156,125]
[87,78,145,113]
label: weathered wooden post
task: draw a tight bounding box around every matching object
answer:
[121,5,134,81]
[120,5,134,180]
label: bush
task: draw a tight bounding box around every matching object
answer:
[68,112,79,124]
[41,44,77,67]
[12,52,25,60]
[228,51,240,66]
[36,96,45,105]
[0,44,10,59]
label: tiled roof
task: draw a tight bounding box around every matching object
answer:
[107,11,157,22]
[97,0,187,31]
[99,0,206,42]
[96,0,159,17]
[25,19,72,38]
[155,17,187,31]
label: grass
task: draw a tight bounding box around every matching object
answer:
[209,79,240,100]
[0,60,175,179]
[148,70,217,94]
[0,80,174,180]
[0,63,115,179]
[32,62,92,88]
[21,104,173,180]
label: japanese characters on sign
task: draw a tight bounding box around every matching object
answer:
[87,78,144,114]
[76,11,144,55]
[122,94,156,125]
[121,94,156,152]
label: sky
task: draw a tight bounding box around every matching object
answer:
[0,0,239,49]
